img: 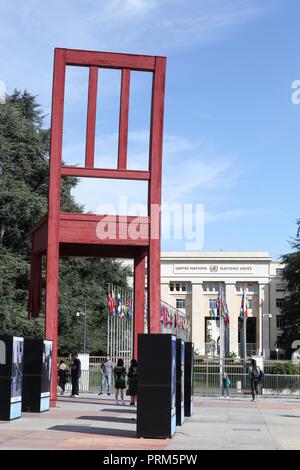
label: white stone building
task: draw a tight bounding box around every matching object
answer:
[160,251,286,358]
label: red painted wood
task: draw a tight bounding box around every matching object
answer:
[59,213,150,223]
[64,48,157,71]
[27,252,42,318]
[59,217,150,245]
[30,215,47,234]
[45,49,66,402]
[32,223,48,254]
[133,252,146,359]
[61,166,150,180]
[85,66,98,168]
[148,57,166,333]
[60,243,138,258]
[118,69,130,170]
[29,49,167,404]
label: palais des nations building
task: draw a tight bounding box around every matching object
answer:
[160,251,285,359]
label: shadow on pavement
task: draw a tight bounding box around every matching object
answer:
[101,408,136,414]
[58,398,116,406]
[77,415,136,424]
[49,425,136,438]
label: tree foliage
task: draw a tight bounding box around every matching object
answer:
[279,220,300,355]
[0,91,131,355]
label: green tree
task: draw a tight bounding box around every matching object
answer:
[0,91,131,354]
[279,220,300,355]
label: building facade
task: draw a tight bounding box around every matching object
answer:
[160,252,286,358]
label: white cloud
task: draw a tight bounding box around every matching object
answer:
[68,130,241,212]
[0,0,272,104]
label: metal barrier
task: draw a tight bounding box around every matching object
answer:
[193,372,300,397]
[57,356,300,397]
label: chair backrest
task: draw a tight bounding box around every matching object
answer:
[48,48,166,219]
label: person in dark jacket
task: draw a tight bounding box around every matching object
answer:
[249,358,261,401]
[114,358,127,405]
[127,359,138,406]
[70,353,81,398]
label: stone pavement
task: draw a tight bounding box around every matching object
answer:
[0,394,300,450]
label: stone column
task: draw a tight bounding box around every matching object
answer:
[191,283,204,354]
[258,284,268,357]
[225,282,238,355]
[259,283,270,359]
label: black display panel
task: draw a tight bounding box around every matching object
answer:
[176,339,185,426]
[0,336,24,420]
[22,339,52,412]
[137,334,176,438]
[184,342,194,417]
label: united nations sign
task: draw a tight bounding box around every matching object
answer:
[173,264,254,275]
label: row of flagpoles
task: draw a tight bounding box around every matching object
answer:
[107,284,190,332]
[209,289,250,321]
[107,284,133,319]
[160,302,190,331]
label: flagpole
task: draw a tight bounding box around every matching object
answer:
[219,282,224,389]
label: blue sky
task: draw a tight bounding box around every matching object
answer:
[1,0,299,259]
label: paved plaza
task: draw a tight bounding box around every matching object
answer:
[0,395,300,450]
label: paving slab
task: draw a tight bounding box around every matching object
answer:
[0,394,300,450]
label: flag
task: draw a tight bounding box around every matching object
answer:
[108,287,114,316]
[117,290,122,317]
[224,302,230,324]
[126,294,133,318]
[240,290,249,319]
[210,299,217,320]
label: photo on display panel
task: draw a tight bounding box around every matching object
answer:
[41,341,52,394]
[11,338,24,400]
[171,337,176,416]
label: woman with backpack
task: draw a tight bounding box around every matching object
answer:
[114,358,127,405]
[249,358,262,401]
[221,371,230,398]
[58,360,69,396]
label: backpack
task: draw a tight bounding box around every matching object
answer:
[259,369,264,382]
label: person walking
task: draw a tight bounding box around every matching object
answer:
[70,353,81,398]
[127,359,138,406]
[58,360,69,395]
[99,355,115,396]
[249,358,261,401]
[221,371,230,398]
[114,358,127,405]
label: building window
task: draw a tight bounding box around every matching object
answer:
[276,268,284,277]
[276,316,283,329]
[248,298,253,309]
[247,284,259,293]
[170,282,191,293]
[176,299,186,309]
[276,283,286,292]
[276,298,284,308]
[236,283,258,293]
[203,283,222,293]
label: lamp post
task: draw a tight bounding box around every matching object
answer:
[276,348,279,360]
[76,298,87,354]
[262,313,272,359]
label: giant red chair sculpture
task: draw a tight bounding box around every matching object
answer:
[28,48,166,402]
